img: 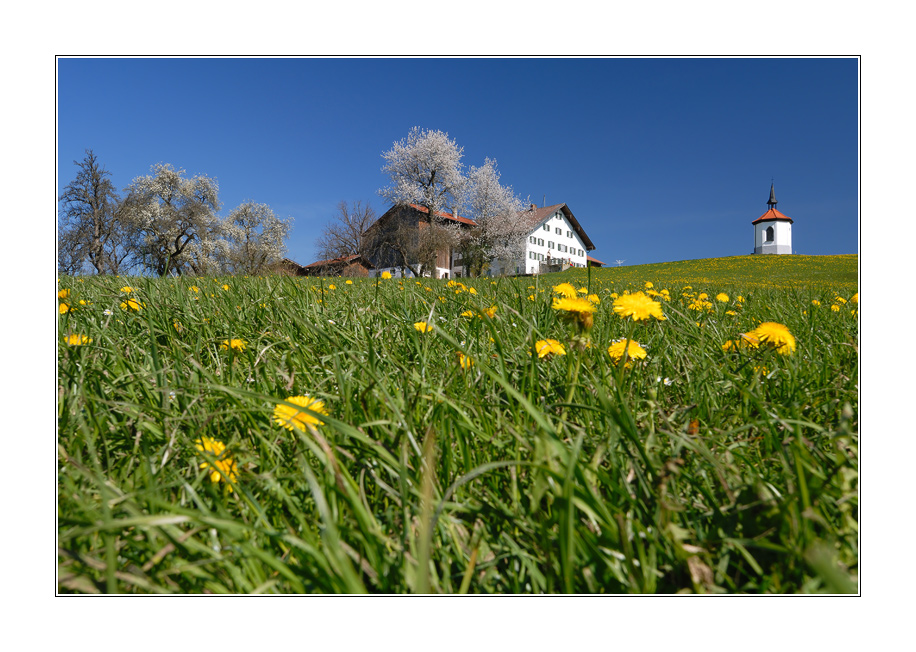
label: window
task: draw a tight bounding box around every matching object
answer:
[548,241,554,249]
[538,238,544,246]
[529,236,535,244]
[567,230,572,238]
[543,224,550,231]
[555,227,561,235]
[579,249,584,256]
[765,226,774,242]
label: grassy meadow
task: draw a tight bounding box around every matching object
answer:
[57,254,858,594]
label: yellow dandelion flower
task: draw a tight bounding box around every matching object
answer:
[120,298,143,311]
[189,285,200,293]
[414,321,433,333]
[64,334,92,346]
[745,322,796,356]
[195,437,239,489]
[552,282,577,299]
[535,339,566,358]
[458,352,474,369]
[553,296,598,316]
[58,289,71,299]
[461,310,475,318]
[850,293,858,304]
[553,296,597,330]
[120,286,135,293]
[468,287,477,295]
[577,287,588,294]
[222,284,230,291]
[612,291,665,321]
[328,284,336,290]
[59,303,71,314]
[220,338,247,352]
[644,281,654,289]
[836,296,847,304]
[811,299,821,306]
[587,294,600,305]
[381,272,392,279]
[736,296,745,303]
[716,293,729,302]
[831,304,840,312]
[726,310,737,316]
[273,395,329,430]
[484,306,497,318]
[607,339,647,366]
[346,280,353,285]
[698,293,709,301]
[688,298,715,312]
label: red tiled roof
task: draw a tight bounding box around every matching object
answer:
[303,254,365,268]
[407,203,477,226]
[587,255,605,265]
[752,208,794,225]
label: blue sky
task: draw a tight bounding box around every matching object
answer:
[57,57,858,268]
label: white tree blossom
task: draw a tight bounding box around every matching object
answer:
[379,126,465,218]
[121,163,221,276]
[223,202,293,275]
[459,158,528,276]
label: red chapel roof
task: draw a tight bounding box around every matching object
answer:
[752,208,794,225]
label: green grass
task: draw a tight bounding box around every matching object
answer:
[57,255,858,593]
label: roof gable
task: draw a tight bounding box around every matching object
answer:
[522,203,595,250]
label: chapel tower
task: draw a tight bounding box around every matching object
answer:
[752,183,794,254]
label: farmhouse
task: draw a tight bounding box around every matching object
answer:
[508,203,596,276]
[363,203,477,279]
[298,201,599,278]
[361,202,597,278]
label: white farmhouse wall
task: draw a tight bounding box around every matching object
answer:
[521,209,589,274]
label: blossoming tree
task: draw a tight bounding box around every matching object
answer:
[223,201,293,275]
[379,126,466,222]
[121,163,222,276]
[458,158,528,276]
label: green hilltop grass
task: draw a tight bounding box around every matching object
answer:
[57,256,858,594]
[559,254,858,291]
